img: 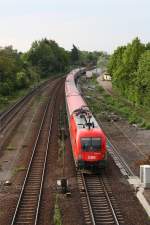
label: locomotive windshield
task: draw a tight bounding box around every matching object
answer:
[81,138,101,151]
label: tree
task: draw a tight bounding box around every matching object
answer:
[108,38,145,101]
[0,46,21,95]
[97,52,109,69]
[27,39,69,77]
[70,44,80,65]
[145,42,150,51]
[134,51,150,106]
[0,45,39,96]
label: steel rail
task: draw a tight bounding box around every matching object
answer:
[81,173,96,225]
[107,137,134,176]
[0,78,55,133]
[34,115,53,224]
[34,88,58,224]
[98,120,134,177]
[82,173,124,225]
[100,177,120,225]
[79,77,135,177]
[10,80,62,225]
[80,88,134,176]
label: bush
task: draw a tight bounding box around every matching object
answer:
[0,95,8,105]
[53,195,62,225]
[0,81,14,95]
[16,71,30,89]
[144,123,150,130]
[128,112,138,124]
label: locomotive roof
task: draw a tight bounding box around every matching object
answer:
[73,110,99,130]
[65,72,80,96]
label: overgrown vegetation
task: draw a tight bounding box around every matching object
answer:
[53,195,62,225]
[13,166,26,176]
[81,77,150,129]
[0,39,107,110]
[58,139,65,162]
[58,107,66,178]
[6,144,16,151]
[108,37,150,107]
[97,51,110,70]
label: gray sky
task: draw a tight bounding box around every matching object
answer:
[0,0,149,53]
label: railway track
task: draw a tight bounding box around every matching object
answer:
[77,172,125,225]
[76,76,150,225]
[98,120,135,177]
[10,79,63,225]
[0,79,54,133]
[76,78,136,225]
[79,78,135,177]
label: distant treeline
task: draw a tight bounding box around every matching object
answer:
[0,38,107,100]
[108,38,150,106]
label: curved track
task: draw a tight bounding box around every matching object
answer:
[10,79,63,225]
[77,172,125,225]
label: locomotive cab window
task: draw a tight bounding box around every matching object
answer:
[81,138,101,151]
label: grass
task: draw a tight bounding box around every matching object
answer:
[35,95,48,103]
[0,210,4,218]
[6,144,16,151]
[80,76,150,129]
[0,164,2,171]
[58,139,65,161]
[0,87,32,112]
[0,75,53,112]
[0,70,67,112]
[53,195,62,225]
[13,166,26,175]
[58,107,66,159]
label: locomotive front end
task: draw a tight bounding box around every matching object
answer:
[75,129,107,169]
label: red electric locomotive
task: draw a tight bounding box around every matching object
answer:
[65,69,107,169]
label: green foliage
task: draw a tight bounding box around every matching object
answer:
[70,44,80,65]
[0,95,8,105]
[84,77,150,129]
[108,37,150,106]
[108,46,125,73]
[144,123,150,130]
[0,46,37,96]
[54,195,62,225]
[0,38,107,106]
[0,39,69,99]
[97,52,109,69]
[16,71,30,89]
[134,51,150,106]
[145,42,150,50]
[71,48,106,67]
[85,51,101,66]
[27,39,69,77]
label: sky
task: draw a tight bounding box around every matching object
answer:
[0,0,150,53]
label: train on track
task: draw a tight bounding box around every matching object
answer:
[65,68,107,169]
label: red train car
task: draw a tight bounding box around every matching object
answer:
[65,69,107,169]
